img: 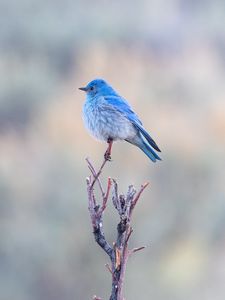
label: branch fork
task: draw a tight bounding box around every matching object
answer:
[86,156,149,300]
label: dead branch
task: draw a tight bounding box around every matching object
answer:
[86,156,149,300]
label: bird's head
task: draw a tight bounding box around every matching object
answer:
[79,79,117,98]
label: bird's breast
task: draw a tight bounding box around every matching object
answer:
[83,100,136,141]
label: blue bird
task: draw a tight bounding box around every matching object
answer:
[79,79,161,162]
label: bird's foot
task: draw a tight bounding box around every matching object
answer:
[104,151,112,161]
[104,137,113,161]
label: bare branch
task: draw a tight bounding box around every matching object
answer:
[112,179,119,210]
[130,246,146,254]
[125,227,133,244]
[90,157,108,189]
[131,182,149,210]
[86,159,113,258]
[86,156,150,300]
[86,157,105,198]
[98,177,111,215]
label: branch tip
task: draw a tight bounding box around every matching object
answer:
[93,295,102,300]
[131,246,146,254]
[86,176,91,184]
[142,182,150,188]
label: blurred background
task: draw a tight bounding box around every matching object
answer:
[1,0,225,299]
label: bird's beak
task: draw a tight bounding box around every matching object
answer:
[79,87,88,92]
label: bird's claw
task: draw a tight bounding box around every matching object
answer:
[104,151,112,161]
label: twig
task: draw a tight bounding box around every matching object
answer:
[125,227,133,244]
[90,157,108,189]
[131,182,149,211]
[130,246,146,254]
[98,177,111,215]
[86,157,105,198]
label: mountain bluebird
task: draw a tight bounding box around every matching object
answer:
[79,79,161,162]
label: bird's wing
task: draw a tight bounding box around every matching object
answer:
[104,96,142,124]
[132,121,161,152]
[104,96,161,152]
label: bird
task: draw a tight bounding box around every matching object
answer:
[79,78,161,162]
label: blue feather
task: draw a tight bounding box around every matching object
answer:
[105,95,161,152]
[80,79,162,163]
[138,141,162,162]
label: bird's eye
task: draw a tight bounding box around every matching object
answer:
[90,86,94,91]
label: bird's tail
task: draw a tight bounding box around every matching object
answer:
[138,141,161,163]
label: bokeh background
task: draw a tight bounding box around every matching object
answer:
[1,0,225,299]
